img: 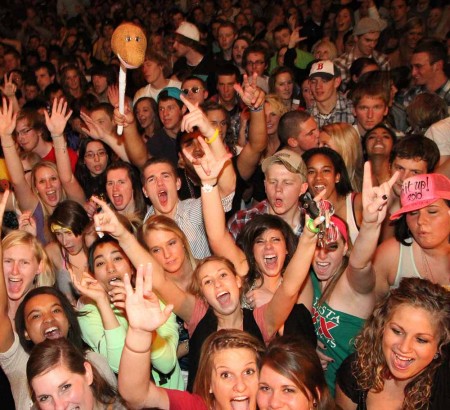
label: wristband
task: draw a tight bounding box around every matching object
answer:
[305,217,320,234]
[249,105,264,112]
[201,181,218,192]
[205,128,219,144]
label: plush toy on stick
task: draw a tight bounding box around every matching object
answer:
[111,22,147,135]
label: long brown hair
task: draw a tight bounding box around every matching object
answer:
[193,329,265,409]
[27,338,120,406]
[353,278,450,410]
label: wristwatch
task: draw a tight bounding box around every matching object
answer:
[201,181,218,192]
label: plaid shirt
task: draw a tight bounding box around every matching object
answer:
[334,47,390,92]
[144,193,234,259]
[309,93,355,128]
[400,79,450,114]
[227,199,304,240]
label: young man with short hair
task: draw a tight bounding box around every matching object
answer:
[401,39,450,111]
[308,60,355,127]
[34,61,56,93]
[334,17,389,91]
[278,111,320,156]
[227,149,308,239]
[90,65,116,103]
[133,50,181,105]
[215,21,237,63]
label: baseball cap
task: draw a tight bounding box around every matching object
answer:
[353,17,386,36]
[309,60,340,80]
[390,173,450,220]
[157,87,182,102]
[175,21,200,42]
[261,149,307,177]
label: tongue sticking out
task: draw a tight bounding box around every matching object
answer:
[393,353,413,370]
[230,398,250,410]
[8,279,22,294]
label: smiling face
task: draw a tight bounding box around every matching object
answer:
[3,244,41,302]
[23,293,70,343]
[210,347,259,410]
[84,141,109,176]
[405,199,450,249]
[264,163,307,217]
[142,162,181,217]
[92,241,134,292]
[106,168,134,212]
[145,229,187,275]
[306,154,340,200]
[34,166,62,209]
[382,304,439,382]
[257,365,313,410]
[364,127,394,157]
[312,237,347,281]
[198,260,242,316]
[264,102,281,137]
[274,72,294,101]
[31,362,95,410]
[252,229,287,279]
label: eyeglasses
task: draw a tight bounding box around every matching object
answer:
[16,127,33,137]
[181,86,203,95]
[84,150,107,160]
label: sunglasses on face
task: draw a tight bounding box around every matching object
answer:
[181,86,203,95]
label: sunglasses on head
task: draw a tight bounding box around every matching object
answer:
[181,86,203,95]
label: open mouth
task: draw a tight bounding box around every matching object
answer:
[46,190,58,202]
[217,291,231,306]
[264,255,278,267]
[8,277,22,293]
[392,352,414,370]
[314,184,326,192]
[158,190,168,206]
[109,277,122,286]
[230,396,250,410]
[44,326,63,340]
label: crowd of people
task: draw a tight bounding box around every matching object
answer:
[0,0,449,409]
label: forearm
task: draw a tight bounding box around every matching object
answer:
[123,123,150,168]
[119,327,154,407]
[101,133,130,162]
[349,221,381,270]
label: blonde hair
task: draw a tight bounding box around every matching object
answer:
[30,161,67,216]
[265,94,290,117]
[139,215,197,272]
[321,123,363,192]
[312,39,338,61]
[2,230,55,287]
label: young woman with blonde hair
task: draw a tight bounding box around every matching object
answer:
[320,122,363,192]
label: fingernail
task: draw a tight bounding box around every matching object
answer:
[319,215,325,222]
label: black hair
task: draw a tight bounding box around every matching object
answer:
[15,287,84,354]
[303,147,353,196]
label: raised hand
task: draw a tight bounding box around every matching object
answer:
[362,161,399,225]
[108,279,127,311]
[91,195,128,239]
[234,72,265,109]
[80,111,110,140]
[112,104,135,129]
[0,74,17,99]
[107,84,120,107]
[18,211,37,236]
[288,26,308,49]
[44,98,72,137]
[180,94,215,138]
[124,263,173,332]
[70,270,108,303]
[0,97,17,137]
[182,135,231,183]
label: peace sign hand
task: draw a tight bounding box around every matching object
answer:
[0,74,17,98]
[362,161,399,224]
[234,72,265,109]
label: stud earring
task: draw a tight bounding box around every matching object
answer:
[434,353,440,360]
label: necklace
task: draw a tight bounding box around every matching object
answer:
[421,249,436,283]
